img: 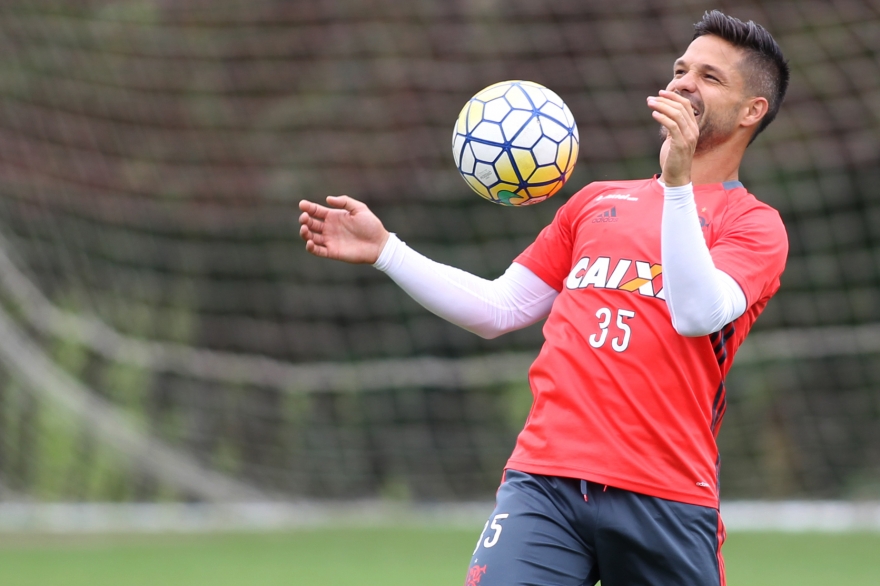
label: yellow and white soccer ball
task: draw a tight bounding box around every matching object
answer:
[452,80,579,206]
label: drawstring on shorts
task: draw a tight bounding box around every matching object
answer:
[580,480,610,502]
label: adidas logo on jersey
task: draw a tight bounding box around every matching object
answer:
[592,207,618,223]
[566,256,665,299]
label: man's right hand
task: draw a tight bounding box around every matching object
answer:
[298,196,390,264]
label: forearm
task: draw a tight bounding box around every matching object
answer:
[373,234,557,339]
[661,183,746,336]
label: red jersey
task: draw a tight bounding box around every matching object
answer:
[509,178,788,508]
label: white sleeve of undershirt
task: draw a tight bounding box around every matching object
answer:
[372,234,558,339]
[661,182,747,336]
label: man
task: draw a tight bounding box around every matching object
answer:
[298,10,789,586]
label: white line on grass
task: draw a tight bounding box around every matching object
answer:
[1,501,879,533]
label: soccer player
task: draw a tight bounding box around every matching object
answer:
[298,10,789,586]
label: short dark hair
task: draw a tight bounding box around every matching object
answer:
[693,10,790,141]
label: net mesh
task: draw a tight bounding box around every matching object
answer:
[0,0,878,502]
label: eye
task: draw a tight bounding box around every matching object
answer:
[705,74,719,82]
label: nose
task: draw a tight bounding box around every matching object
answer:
[667,70,697,94]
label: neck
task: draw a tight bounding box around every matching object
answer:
[689,147,743,184]
[660,134,748,186]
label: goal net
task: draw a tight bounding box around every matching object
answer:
[0,0,877,503]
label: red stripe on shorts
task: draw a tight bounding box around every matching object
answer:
[716,511,727,586]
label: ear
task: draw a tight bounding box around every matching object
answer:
[740,96,769,130]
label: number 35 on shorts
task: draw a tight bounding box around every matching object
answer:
[473,514,509,554]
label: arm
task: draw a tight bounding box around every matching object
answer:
[299,196,557,338]
[647,90,747,336]
[374,234,557,338]
[661,183,746,336]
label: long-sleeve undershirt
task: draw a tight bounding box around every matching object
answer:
[660,182,746,335]
[373,234,557,339]
[373,182,747,338]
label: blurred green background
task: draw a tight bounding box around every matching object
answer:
[0,0,877,583]
[0,0,877,505]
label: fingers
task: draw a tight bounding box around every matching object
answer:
[649,90,695,115]
[326,195,366,214]
[299,223,329,258]
[305,239,329,258]
[298,198,336,239]
[298,222,315,243]
[658,89,693,109]
[299,199,333,220]
[647,92,698,135]
[648,98,694,129]
[299,195,364,224]
[297,205,323,243]
[651,109,686,141]
[299,210,325,234]
[298,196,345,259]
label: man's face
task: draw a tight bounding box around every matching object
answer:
[661,35,749,154]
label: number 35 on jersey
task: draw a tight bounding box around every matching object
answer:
[565,255,660,354]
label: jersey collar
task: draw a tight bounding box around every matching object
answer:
[652,174,744,191]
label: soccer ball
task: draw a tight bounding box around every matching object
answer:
[452,80,579,206]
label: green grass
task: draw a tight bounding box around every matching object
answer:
[724,532,880,585]
[0,529,877,586]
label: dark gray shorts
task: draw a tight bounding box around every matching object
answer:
[465,469,725,586]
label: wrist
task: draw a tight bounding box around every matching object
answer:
[660,173,691,187]
[373,232,399,270]
[372,230,391,263]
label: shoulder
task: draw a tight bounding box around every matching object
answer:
[708,185,789,305]
[715,185,789,277]
[695,180,785,238]
[722,185,787,235]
